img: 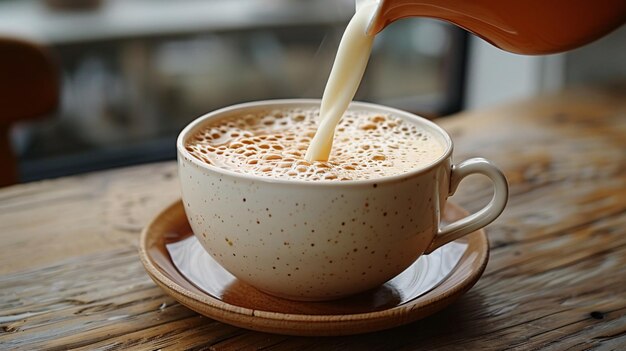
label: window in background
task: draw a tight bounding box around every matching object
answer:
[0,0,467,181]
[564,26,626,86]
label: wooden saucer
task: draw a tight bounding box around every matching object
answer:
[139,201,489,336]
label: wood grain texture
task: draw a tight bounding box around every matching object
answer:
[1,86,626,349]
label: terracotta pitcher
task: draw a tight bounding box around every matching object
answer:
[364,0,626,54]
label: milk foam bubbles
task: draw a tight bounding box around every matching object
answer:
[185,107,443,181]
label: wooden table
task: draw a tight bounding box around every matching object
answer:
[2,86,625,350]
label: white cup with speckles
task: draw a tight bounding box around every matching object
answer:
[177,100,508,301]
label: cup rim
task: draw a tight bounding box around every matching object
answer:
[177,99,454,186]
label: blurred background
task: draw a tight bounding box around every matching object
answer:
[0,0,624,182]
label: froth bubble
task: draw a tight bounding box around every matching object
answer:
[185,108,443,181]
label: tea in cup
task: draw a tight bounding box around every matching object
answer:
[177,99,508,301]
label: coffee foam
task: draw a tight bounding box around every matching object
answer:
[185,108,444,181]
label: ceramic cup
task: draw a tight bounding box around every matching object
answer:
[177,99,508,301]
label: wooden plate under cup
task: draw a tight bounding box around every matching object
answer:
[139,201,489,336]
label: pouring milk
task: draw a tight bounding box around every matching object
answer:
[304,2,378,162]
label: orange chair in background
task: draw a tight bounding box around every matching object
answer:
[0,37,59,187]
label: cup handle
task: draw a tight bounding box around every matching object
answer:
[425,158,509,254]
